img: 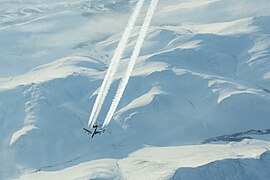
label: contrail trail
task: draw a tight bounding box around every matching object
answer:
[88,0,145,129]
[102,0,159,128]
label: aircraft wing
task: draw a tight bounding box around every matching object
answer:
[83,128,92,134]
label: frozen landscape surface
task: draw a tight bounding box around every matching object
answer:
[0,0,270,179]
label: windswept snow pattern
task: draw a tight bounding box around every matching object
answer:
[103,0,159,128]
[0,0,270,179]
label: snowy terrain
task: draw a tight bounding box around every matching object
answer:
[0,0,270,179]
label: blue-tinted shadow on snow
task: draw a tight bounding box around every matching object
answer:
[171,151,270,180]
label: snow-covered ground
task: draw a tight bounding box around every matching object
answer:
[1,0,270,179]
[18,140,270,180]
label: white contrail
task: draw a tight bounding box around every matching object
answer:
[88,0,145,129]
[102,0,159,128]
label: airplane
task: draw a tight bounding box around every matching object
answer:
[83,125,105,138]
